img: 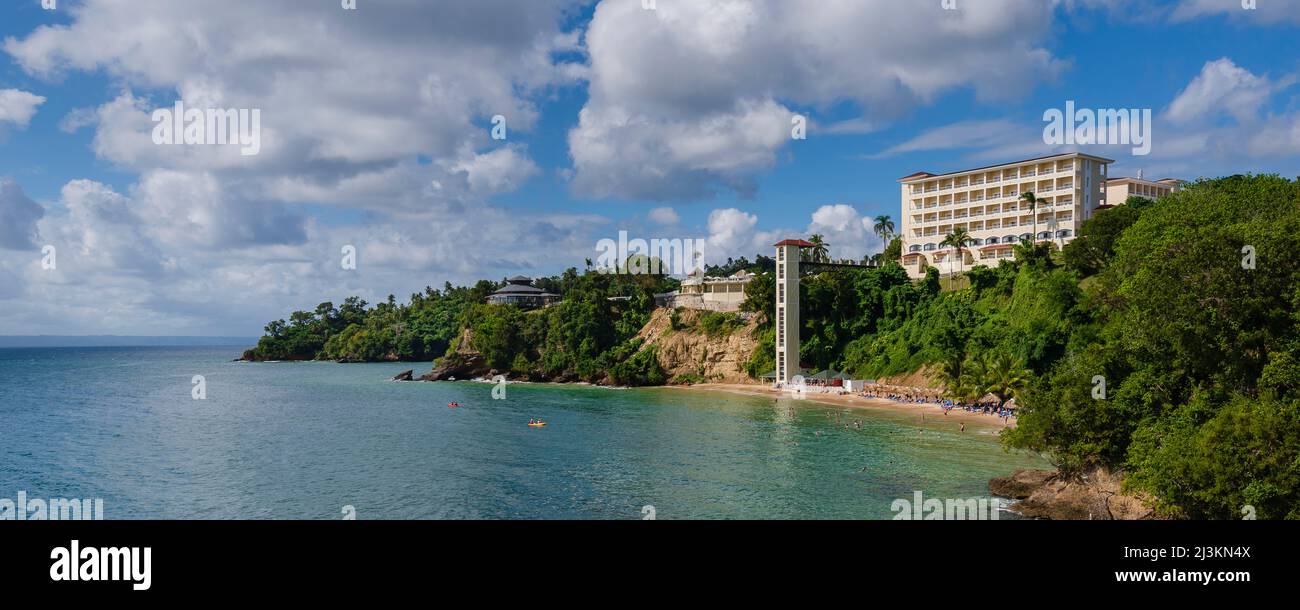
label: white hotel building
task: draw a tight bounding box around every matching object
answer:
[1105,175,1182,204]
[898,152,1113,279]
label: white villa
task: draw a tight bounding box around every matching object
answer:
[655,270,754,312]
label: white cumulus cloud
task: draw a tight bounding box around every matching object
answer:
[0,89,45,129]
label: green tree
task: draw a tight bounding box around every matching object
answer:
[1061,197,1150,277]
[808,234,830,263]
[965,352,1030,409]
[1020,191,1039,243]
[940,227,973,275]
[873,215,895,254]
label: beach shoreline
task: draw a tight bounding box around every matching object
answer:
[666,382,1015,433]
[425,373,1015,434]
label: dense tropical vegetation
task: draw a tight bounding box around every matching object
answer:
[741,175,1300,518]
[249,174,1300,517]
[244,264,678,383]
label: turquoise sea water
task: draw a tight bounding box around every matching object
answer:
[0,346,1050,519]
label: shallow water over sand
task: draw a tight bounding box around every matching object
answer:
[0,346,1050,519]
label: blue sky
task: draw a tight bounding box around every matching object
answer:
[1,0,1298,335]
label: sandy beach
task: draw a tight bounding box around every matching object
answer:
[669,382,1015,433]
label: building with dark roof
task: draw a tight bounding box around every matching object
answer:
[486,276,559,309]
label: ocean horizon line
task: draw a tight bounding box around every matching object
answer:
[0,336,259,348]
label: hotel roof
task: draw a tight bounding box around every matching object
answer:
[1107,176,1182,184]
[897,152,1115,183]
[492,283,547,295]
[774,239,817,247]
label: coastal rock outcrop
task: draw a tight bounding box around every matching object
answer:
[988,469,1055,499]
[990,467,1155,520]
[392,369,414,381]
[633,308,759,384]
[405,327,488,381]
[416,352,487,381]
[404,306,761,386]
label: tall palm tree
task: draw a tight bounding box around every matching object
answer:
[873,215,895,253]
[1019,191,1039,244]
[940,227,973,275]
[808,234,829,263]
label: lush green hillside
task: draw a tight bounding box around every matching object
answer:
[249,174,1300,517]
[745,175,1299,519]
[242,282,496,362]
[243,265,680,384]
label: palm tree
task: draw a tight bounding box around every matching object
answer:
[808,234,829,263]
[938,353,980,402]
[970,352,1030,410]
[940,227,973,275]
[1019,191,1039,244]
[873,215,895,253]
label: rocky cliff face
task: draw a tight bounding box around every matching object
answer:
[409,307,762,385]
[633,308,760,384]
[989,467,1155,520]
[417,327,489,381]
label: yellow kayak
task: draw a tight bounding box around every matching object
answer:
[528,422,547,427]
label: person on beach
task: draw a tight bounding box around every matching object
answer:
[960,422,965,433]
